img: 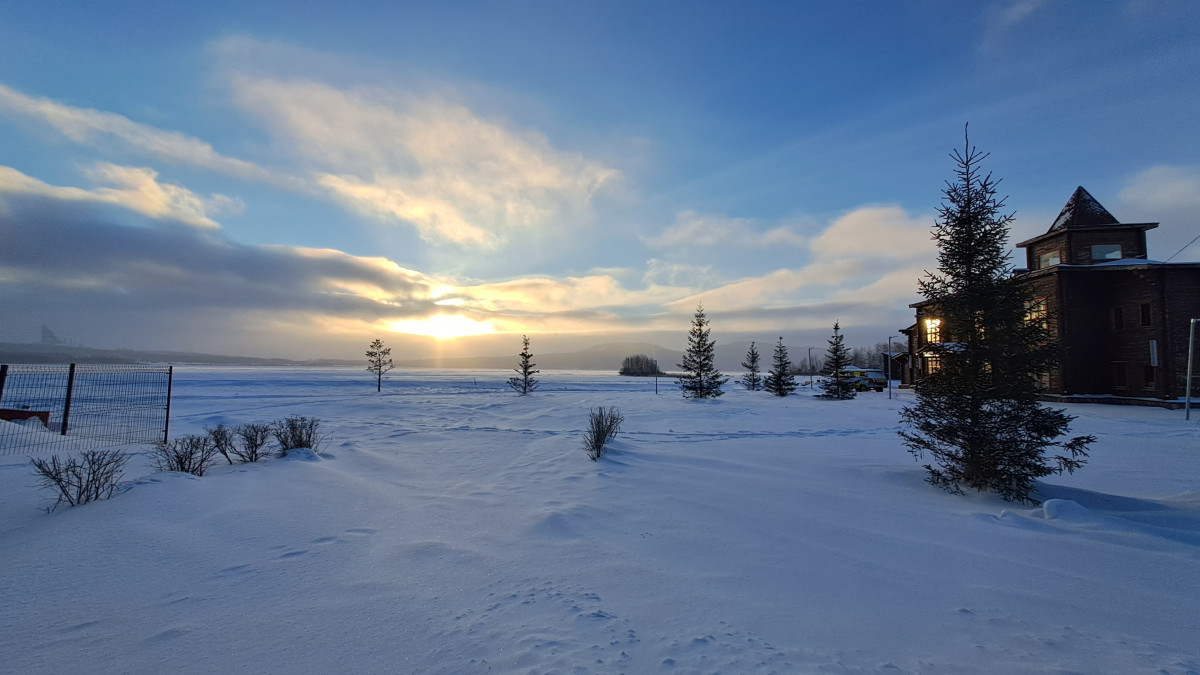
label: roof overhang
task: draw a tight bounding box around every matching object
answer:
[1015,222,1159,249]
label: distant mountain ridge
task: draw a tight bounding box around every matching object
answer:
[394,342,686,372]
[0,342,359,367]
[0,340,796,372]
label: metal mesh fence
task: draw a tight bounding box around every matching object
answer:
[0,363,172,455]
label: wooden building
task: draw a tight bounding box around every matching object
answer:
[899,186,1200,407]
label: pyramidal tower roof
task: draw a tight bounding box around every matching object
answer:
[1049,186,1119,231]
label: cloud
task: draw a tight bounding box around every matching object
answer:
[0,163,239,228]
[0,83,274,182]
[998,0,1052,27]
[228,77,619,248]
[808,205,932,260]
[1118,165,1200,261]
[643,210,806,249]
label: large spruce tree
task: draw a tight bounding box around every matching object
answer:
[899,129,1093,504]
[816,321,856,400]
[763,337,798,397]
[740,341,763,391]
[677,304,728,399]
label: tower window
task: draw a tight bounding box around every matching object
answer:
[1091,244,1123,261]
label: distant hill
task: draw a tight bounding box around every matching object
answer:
[0,339,804,373]
[0,342,360,367]
[396,342,685,372]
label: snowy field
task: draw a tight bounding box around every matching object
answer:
[2,367,1199,674]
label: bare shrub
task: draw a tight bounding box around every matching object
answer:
[206,423,237,465]
[31,450,130,510]
[232,422,274,463]
[583,406,623,461]
[151,434,221,476]
[274,416,322,455]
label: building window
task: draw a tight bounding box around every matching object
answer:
[1039,251,1061,269]
[1025,298,1048,331]
[924,318,942,344]
[1140,302,1153,327]
[1033,371,1050,390]
[1143,365,1157,389]
[925,355,941,374]
[1091,244,1123,261]
[1112,362,1128,389]
[1112,307,1124,330]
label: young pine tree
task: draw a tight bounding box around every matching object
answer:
[817,321,856,400]
[898,128,1093,504]
[763,337,798,397]
[740,341,763,391]
[676,304,728,399]
[507,335,540,395]
[366,338,394,392]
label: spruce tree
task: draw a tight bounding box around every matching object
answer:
[816,321,856,400]
[507,335,539,395]
[676,304,728,399]
[740,341,763,391]
[898,128,1093,504]
[365,338,394,392]
[763,337,798,397]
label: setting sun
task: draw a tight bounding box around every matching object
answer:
[388,314,496,340]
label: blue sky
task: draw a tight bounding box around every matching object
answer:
[2,1,1198,360]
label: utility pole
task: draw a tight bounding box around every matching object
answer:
[1187,318,1197,421]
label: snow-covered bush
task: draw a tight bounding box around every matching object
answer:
[274,416,322,455]
[30,449,130,510]
[152,435,221,476]
[232,422,273,463]
[583,406,623,461]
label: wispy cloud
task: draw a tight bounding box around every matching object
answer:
[0,163,239,228]
[0,83,274,183]
[229,77,620,248]
[998,0,1052,27]
[643,210,806,249]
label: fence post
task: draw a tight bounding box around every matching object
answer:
[61,363,77,436]
[0,364,7,405]
[163,366,174,443]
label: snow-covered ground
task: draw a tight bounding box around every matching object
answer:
[2,367,1199,674]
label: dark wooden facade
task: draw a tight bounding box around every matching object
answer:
[899,187,1200,407]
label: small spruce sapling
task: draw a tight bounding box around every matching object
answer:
[740,341,763,391]
[763,337,798,397]
[677,304,728,399]
[507,335,540,395]
[817,321,856,400]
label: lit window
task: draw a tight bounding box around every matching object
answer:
[924,318,942,344]
[1025,299,1048,331]
[1039,251,1061,268]
[1091,244,1122,261]
[925,356,941,374]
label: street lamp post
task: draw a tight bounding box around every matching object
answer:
[887,334,898,400]
[807,346,814,388]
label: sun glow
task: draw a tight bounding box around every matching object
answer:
[389,314,496,339]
